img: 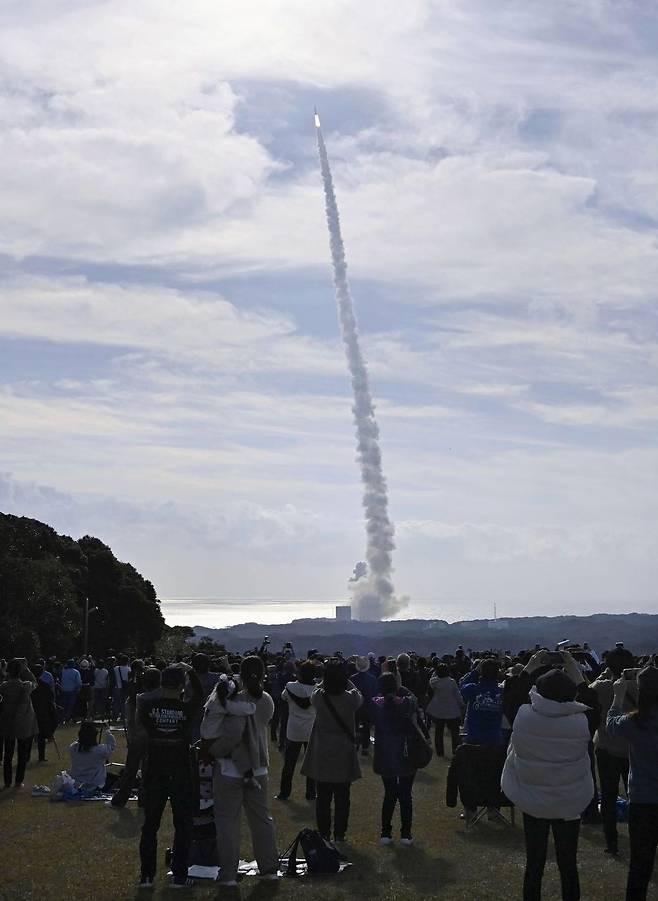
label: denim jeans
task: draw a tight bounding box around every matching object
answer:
[627,803,658,901]
[61,690,79,722]
[381,773,416,839]
[140,768,194,880]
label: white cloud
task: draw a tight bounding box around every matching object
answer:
[3,1,658,618]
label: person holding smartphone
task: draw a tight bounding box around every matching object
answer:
[590,647,636,855]
[607,665,658,901]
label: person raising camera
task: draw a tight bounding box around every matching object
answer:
[607,663,658,901]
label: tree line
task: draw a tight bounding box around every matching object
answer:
[0,512,165,658]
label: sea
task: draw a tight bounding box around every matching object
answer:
[159,595,642,629]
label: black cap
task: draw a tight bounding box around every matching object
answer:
[536,669,577,704]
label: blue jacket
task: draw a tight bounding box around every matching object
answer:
[460,672,504,746]
[61,668,82,692]
[607,707,658,803]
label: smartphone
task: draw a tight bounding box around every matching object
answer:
[546,652,564,667]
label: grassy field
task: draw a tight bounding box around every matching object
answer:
[0,725,634,901]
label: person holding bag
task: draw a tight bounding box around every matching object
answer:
[371,672,419,845]
[301,658,362,843]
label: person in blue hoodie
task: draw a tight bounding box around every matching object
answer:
[607,664,658,901]
[459,658,504,746]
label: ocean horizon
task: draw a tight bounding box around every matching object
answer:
[159,596,646,630]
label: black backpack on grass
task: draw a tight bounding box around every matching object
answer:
[280,828,343,877]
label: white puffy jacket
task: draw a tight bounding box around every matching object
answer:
[282,681,316,742]
[501,686,593,820]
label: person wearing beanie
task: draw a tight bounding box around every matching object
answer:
[607,664,658,901]
[502,654,594,901]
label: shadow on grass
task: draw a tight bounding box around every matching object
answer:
[453,818,521,851]
[107,806,142,839]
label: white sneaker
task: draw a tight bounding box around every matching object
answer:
[380,836,394,845]
[400,837,414,846]
[137,876,154,889]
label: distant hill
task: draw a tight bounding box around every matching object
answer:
[192,612,658,657]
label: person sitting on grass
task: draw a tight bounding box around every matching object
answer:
[69,721,117,791]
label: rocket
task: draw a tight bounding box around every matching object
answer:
[314,107,321,129]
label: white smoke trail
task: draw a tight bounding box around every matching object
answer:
[315,115,407,621]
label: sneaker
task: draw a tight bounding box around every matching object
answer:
[400,837,414,846]
[217,880,238,888]
[604,846,619,856]
[170,876,195,889]
[259,873,280,882]
[380,836,393,845]
[274,794,289,801]
[138,876,154,889]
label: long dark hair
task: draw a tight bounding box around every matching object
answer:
[240,656,265,699]
[77,721,99,753]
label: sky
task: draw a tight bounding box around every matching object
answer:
[2,1,658,627]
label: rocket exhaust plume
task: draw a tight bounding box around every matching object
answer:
[314,110,407,621]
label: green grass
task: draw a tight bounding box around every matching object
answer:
[0,726,632,900]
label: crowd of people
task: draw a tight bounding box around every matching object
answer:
[0,640,657,899]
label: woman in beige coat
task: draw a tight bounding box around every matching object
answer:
[302,659,362,842]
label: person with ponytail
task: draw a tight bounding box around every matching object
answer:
[608,664,658,901]
[371,671,418,845]
[211,656,279,887]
